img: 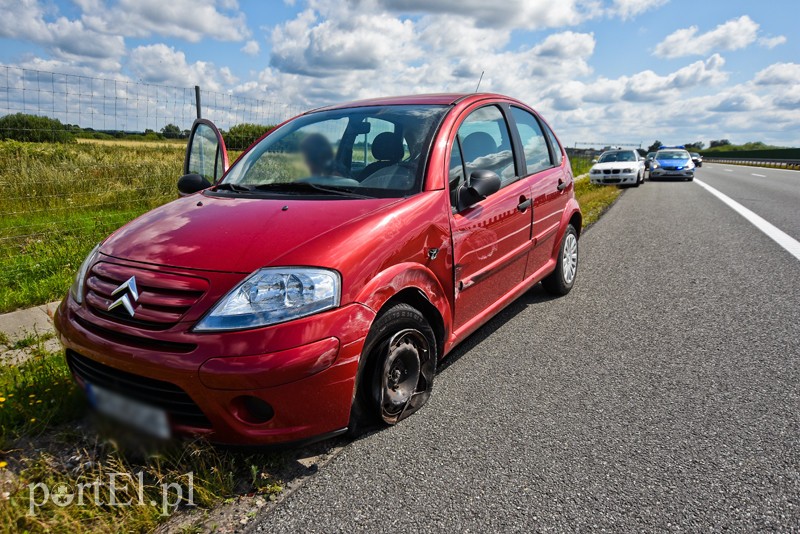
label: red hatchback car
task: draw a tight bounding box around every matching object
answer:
[55,93,582,445]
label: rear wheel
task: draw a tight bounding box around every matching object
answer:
[542,224,579,296]
[348,303,437,436]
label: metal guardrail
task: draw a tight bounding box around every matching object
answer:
[704,157,800,169]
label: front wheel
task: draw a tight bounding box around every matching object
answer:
[542,224,579,296]
[348,303,437,436]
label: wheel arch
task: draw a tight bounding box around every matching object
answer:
[355,262,452,359]
[377,288,446,360]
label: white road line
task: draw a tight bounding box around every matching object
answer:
[724,169,733,172]
[695,179,800,262]
[705,162,799,174]
[752,173,766,178]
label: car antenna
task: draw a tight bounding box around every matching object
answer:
[475,70,484,92]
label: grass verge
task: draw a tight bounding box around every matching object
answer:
[0,345,298,533]
[574,176,623,227]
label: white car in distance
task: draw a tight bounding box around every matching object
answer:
[589,149,645,187]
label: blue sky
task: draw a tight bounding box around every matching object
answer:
[0,0,797,147]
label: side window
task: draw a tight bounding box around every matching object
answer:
[457,106,516,186]
[510,107,551,174]
[448,140,465,210]
[542,121,564,166]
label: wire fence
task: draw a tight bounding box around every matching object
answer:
[0,66,306,311]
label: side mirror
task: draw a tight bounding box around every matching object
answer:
[458,170,501,209]
[592,159,598,164]
[178,173,212,196]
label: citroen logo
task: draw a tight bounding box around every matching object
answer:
[108,276,139,317]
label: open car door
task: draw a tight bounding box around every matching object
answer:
[178,119,229,196]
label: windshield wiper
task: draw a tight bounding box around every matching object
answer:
[214,182,253,193]
[252,182,370,199]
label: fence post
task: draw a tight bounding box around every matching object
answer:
[194,86,202,119]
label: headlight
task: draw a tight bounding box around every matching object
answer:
[622,168,632,173]
[590,169,600,174]
[70,244,100,304]
[651,162,659,169]
[195,267,341,331]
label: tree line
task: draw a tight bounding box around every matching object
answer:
[0,113,273,148]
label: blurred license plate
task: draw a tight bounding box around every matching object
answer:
[87,383,170,439]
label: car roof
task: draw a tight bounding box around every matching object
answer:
[309,92,517,112]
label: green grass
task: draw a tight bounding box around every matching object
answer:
[0,351,85,447]
[574,176,622,227]
[0,345,290,533]
[0,140,187,312]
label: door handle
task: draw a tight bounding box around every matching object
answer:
[517,198,532,212]
[557,179,567,191]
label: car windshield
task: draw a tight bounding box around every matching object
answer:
[657,150,690,160]
[691,153,700,158]
[220,105,448,198]
[598,151,636,163]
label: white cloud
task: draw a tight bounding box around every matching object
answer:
[270,7,421,76]
[754,63,800,85]
[611,0,664,19]
[372,0,603,30]
[653,16,759,58]
[128,44,237,91]
[0,0,125,71]
[81,0,250,42]
[758,35,787,49]
[241,40,260,56]
[547,54,727,109]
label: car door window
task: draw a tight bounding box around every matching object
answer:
[542,121,563,166]
[510,107,551,174]
[448,140,466,210]
[457,106,516,187]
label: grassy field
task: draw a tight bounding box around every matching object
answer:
[0,141,189,312]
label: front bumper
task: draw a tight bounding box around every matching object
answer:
[650,168,694,178]
[590,171,639,185]
[54,296,375,445]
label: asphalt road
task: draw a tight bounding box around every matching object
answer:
[253,167,800,532]
[698,163,800,241]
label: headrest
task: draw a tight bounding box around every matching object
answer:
[372,132,403,162]
[461,132,497,162]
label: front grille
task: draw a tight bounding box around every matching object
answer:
[85,262,208,330]
[74,315,196,353]
[602,169,622,175]
[67,350,211,429]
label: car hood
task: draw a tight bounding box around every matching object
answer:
[100,193,400,272]
[592,161,639,170]
[655,158,691,167]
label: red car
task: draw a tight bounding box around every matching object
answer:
[55,93,582,445]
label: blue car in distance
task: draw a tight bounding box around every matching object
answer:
[649,147,695,181]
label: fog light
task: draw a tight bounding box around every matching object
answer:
[232,395,274,424]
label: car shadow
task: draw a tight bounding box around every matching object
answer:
[436,282,558,374]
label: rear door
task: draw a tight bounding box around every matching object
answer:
[508,107,571,276]
[449,104,533,332]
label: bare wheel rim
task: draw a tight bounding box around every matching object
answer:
[562,233,578,284]
[380,328,427,417]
